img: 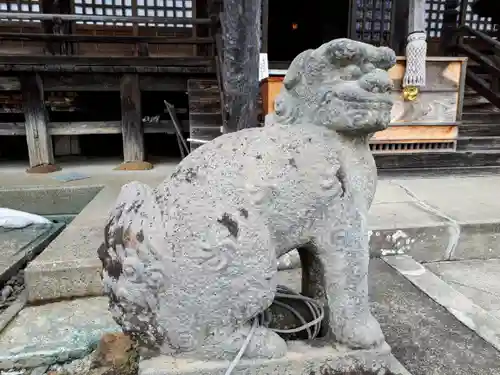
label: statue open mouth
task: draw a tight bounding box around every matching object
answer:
[333,91,393,107]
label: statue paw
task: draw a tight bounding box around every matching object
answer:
[224,324,287,359]
[339,313,385,350]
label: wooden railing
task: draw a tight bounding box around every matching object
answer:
[0,11,216,57]
[453,25,500,108]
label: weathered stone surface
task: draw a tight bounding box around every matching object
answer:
[426,259,500,318]
[99,39,396,360]
[0,186,101,217]
[0,297,120,369]
[384,256,500,353]
[139,341,409,375]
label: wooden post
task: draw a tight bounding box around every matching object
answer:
[20,73,58,173]
[117,74,151,170]
[220,0,262,132]
[261,0,268,54]
[392,0,410,54]
[407,0,427,34]
[440,0,459,55]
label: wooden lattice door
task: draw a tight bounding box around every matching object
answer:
[350,0,396,47]
[425,0,497,39]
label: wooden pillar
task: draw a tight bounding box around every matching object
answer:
[220,0,262,132]
[407,0,426,34]
[440,0,459,55]
[261,0,268,54]
[392,0,410,54]
[117,74,151,170]
[20,73,58,173]
[196,0,210,56]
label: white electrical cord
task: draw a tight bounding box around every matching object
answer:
[224,285,325,375]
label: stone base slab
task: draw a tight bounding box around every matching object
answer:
[139,341,411,375]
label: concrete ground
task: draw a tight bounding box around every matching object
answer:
[1,159,500,373]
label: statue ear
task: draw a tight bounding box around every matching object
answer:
[283,50,312,91]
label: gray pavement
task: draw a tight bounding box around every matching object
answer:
[427,259,500,320]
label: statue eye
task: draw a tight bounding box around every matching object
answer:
[322,92,334,104]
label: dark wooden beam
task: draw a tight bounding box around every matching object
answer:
[392,0,410,55]
[220,0,261,131]
[0,74,189,91]
[0,55,213,67]
[19,73,56,170]
[0,65,214,74]
[0,33,215,44]
[440,0,459,55]
[0,120,190,136]
[120,74,144,162]
[0,12,211,24]
[196,0,211,56]
[0,56,216,74]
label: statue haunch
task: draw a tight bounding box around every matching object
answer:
[98,38,396,360]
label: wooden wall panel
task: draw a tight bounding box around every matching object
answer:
[391,91,459,124]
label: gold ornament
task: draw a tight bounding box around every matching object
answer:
[403,86,419,101]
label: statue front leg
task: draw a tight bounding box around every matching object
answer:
[308,203,385,349]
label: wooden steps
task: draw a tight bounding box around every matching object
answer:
[457,87,500,151]
[457,136,500,151]
[459,121,500,137]
[187,79,223,152]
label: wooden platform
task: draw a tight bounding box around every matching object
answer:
[260,57,468,155]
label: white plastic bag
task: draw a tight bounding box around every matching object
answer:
[0,208,51,229]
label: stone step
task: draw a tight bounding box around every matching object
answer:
[0,297,119,369]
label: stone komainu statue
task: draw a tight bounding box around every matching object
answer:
[98,38,396,359]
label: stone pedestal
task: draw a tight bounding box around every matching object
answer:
[139,341,411,375]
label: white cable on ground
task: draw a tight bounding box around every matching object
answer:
[224,319,258,375]
[224,284,325,375]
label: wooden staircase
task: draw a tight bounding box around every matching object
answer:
[458,88,500,151]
